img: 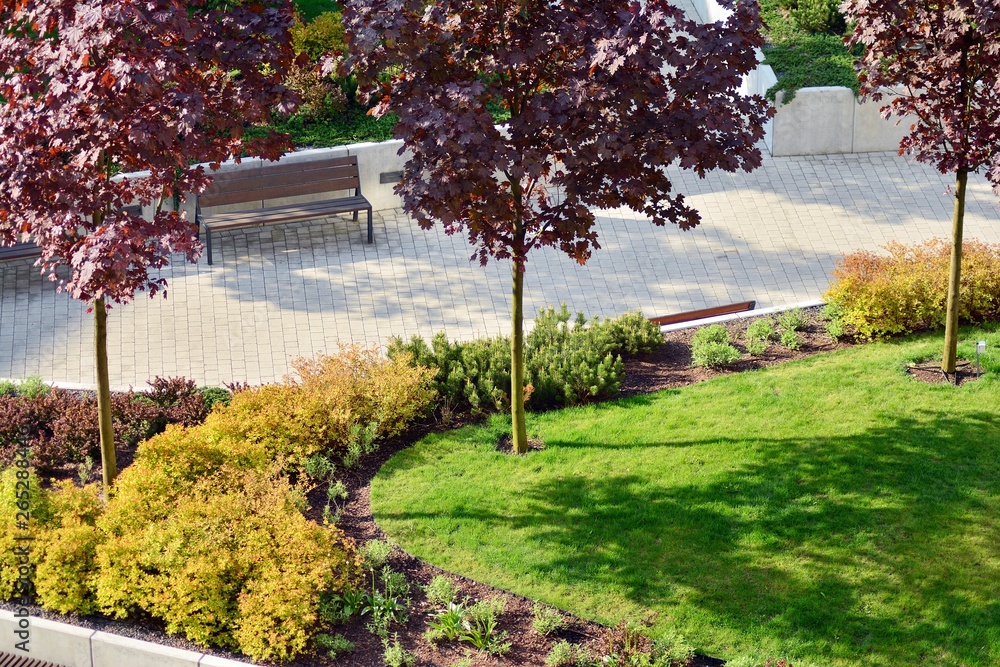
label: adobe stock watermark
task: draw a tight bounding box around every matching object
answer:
[12,432,33,652]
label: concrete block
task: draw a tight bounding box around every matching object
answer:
[199,654,257,667]
[852,91,911,153]
[772,86,855,156]
[348,140,410,212]
[0,608,23,654]
[92,631,202,667]
[28,617,95,667]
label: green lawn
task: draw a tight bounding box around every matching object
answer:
[371,328,1000,667]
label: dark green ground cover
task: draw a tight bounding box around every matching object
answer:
[760,0,861,102]
[371,327,1000,666]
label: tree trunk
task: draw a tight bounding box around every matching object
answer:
[94,296,117,489]
[510,262,528,454]
[942,169,968,375]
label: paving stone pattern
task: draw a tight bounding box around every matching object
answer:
[1,151,998,388]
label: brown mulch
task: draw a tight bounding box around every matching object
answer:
[621,307,852,396]
[905,364,983,386]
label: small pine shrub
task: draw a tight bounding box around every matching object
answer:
[388,307,661,416]
[791,0,842,33]
[532,603,566,636]
[825,240,1000,339]
[777,308,807,332]
[424,575,459,607]
[198,386,232,411]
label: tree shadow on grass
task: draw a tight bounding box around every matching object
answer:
[378,409,1000,666]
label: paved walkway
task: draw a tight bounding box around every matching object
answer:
[1,151,999,388]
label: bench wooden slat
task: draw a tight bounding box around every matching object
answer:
[200,176,360,208]
[205,165,360,195]
[208,156,359,183]
[203,197,371,231]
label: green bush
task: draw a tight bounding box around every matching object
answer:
[780,329,802,351]
[291,11,346,62]
[315,632,354,659]
[389,307,662,416]
[791,0,842,33]
[0,465,50,601]
[532,603,566,636]
[692,341,742,368]
[691,324,730,347]
[424,574,459,607]
[746,318,777,342]
[824,240,1000,339]
[691,325,740,368]
[777,308,807,332]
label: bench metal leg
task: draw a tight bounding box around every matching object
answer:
[206,228,213,265]
[352,210,358,221]
[367,209,373,243]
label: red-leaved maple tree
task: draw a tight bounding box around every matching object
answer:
[843,0,1000,376]
[0,0,299,486]
[345,0,771,453]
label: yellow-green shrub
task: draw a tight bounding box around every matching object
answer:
[205,346,435,467]
[34,481,104,614]
[824,239,1000,339]
[0,465,50,600]
[95,466,360,661]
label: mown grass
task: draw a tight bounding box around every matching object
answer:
[372,326,1000,667]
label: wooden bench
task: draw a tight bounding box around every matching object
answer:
[0,205,143,263]
[195,155,373,265]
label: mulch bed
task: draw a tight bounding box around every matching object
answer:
[21,306,853,667]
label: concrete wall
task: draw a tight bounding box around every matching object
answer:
[770,87,910,157]
[0,611,254,667]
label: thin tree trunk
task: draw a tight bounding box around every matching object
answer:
[942,168,968,375]
[510,262,528,454]
[94,296,117,489]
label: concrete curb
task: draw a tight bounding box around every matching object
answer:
[658,299,826,333]
[0,611,255,667]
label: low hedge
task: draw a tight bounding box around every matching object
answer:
[0,347,438,662]
[0,377,225,472]
[388,307,663,415]
[824,239,1000,339]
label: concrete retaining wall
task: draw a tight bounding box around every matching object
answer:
[0,611,254,667]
